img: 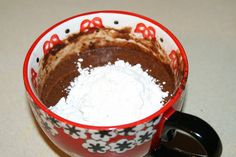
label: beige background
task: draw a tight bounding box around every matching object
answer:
[0,0,235,156]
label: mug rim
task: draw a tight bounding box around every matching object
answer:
[23,10,189,130]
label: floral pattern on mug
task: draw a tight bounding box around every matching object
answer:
[134,23,156,40]
[29,96,160,154]
[109,139,136,153]
[43,34,62,55]
[80,17,104,33]
[31,68,37,89]
[135,126,157,145]
[47,116,61,128]
[37,110,58,136]
[63,124,87,139]
[29,99,61,136]
[82,139,110,153]
[169,50,179,76]
[89,130,117,142]
[117,124,145,136]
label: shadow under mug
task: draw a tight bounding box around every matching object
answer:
[23,10,222,157]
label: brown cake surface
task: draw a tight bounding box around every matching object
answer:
[37,27,176,107]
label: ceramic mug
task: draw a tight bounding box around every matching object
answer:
[23,10,222,157]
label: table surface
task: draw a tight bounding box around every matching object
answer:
[0,0,235,156]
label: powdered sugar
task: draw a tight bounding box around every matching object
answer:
[49,60,168,126]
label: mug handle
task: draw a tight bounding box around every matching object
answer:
[150,111,222,157]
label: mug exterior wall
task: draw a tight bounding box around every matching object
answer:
[24,11,188,157]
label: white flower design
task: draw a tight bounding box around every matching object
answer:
[28,99,59,136]
[63,124,87,139]
[110,139,136,153]
[89,130,117,141]
[118,124,145,136]
[39,111,58,136]
[47,116,61,128]
[82,139,109,153]
[135,127,157,145]
[28,99,41,116]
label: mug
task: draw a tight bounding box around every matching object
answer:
[23,10,222,157]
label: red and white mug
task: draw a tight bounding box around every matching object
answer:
[23,11,222,157]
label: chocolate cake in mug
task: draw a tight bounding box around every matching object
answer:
[23,11,221,157]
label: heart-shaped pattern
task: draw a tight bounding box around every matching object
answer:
[134,23,156,41]
[80,17,104,33]
[169,50,179,76]
[31,68,37,89]
[43,34,62,55]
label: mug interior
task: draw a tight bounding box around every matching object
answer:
[23,10,188,130]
